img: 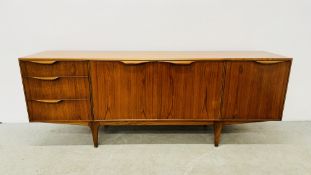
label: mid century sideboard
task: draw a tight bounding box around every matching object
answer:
[19,51,292,147]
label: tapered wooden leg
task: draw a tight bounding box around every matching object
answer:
[214,122,223,147]
[89,122,100,147]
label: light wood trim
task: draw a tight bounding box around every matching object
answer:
[19,51,291,61]
[120,61,152,64]
[30,60,57,64]
[30,76,59,80]
[255,60,286,64]
[120,60,195,65]
[34,99,63,103]
[160,61,195,64]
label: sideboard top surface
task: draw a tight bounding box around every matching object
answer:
[19,51,291,61]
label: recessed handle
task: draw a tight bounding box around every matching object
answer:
[30,61,57,64]
[120,61,195,65]
[159,61,195,65]
[255,61,286,64]
[30,77,59,80]
[34,99,62,103]
[120,61,151,64]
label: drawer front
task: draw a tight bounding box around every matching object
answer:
[222,61,291,120]
[27,100,91,121]
[23,77,90,99]
[20,61,89,76]
[91,61,223,120]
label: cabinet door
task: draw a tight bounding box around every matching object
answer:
[90,61,224,120]
[222,61,291,120]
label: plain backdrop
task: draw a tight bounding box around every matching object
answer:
[0,0,310,122]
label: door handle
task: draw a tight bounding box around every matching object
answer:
[29,61,57,64]
[255,60,286,64]
[34,99,63,103]
[120,61,152,64]
[120,60,195,65]
[30,77,59,80]
[159,61,194,65]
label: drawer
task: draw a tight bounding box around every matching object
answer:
[27,99,91,121]
[19,61,88,76]
[23,77,90,99]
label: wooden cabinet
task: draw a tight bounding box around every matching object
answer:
[19,51,292,147]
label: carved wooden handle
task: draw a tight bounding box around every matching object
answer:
[120,61,151,64]
[120,61,194,65]
[34,99,62,103]
[255,61,286,64]
[30,61,57,64]
[159,61,194,65]
[31,77,59,80]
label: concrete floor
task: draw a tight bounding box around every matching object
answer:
[0,122,311,175]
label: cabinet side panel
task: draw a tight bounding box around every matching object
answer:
[19,60,32,122]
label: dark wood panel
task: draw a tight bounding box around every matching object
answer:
[27,100,91,121]
[19,61,88,76]
[221,61,291,120]
[156,62,224,119]
[23,77,90,99]
[91,61,224,120]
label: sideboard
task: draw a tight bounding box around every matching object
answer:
[19,51,292,147]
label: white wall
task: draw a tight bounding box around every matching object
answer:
[1,0,310,122]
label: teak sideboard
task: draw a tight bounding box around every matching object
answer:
[19,51,292,147]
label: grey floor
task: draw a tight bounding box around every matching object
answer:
[0,122,310,175]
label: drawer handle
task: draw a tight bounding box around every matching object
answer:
[159,61,194,65]
[34,99,62,103]
[30,61,57,64]
[255,61,286,64]
[31,77,59,80]
[120,61,194,65]
[120,61,151,64]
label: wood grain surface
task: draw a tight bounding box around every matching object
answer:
[23,77,90,99]
[27,100,91,121]
[19,60,88,76]
[91,61,224,120]
[221,61,292,120]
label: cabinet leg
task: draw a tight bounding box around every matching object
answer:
[89,122,100,148]
[214,122,223,147]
